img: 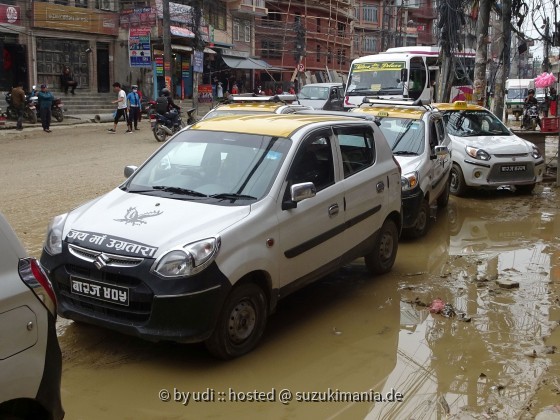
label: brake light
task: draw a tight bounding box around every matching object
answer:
[18,258,57,316]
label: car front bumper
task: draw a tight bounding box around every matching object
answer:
[40,245,231,343]
[460,158,546,188]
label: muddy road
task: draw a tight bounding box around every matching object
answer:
[0,123,559,419]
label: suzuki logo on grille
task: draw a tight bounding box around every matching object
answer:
[94,253,110,270]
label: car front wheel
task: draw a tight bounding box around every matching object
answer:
[450,163,468,196]
[404,199,430,239]
[365,218,398,275]
[205,283,268,359]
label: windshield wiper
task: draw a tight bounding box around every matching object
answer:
[393,151,419,156]
[210,193,257,201]
[152,186,207,197]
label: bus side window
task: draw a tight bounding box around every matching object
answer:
[409,57,427,100]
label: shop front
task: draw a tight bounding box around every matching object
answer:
[31,2,118,92]
[0,3,25,91]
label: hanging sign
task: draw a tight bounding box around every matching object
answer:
[129,28,152,68]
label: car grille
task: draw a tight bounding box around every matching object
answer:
[493,152,529,158]
[55,257,153,323]
[487,162,535,183]
[68,244,143,268]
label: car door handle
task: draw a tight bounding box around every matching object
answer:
[376,181,385,193]
[328,204,339,217]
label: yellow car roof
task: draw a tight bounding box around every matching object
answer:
[213,102,284,112]
[351,106,425,120]
[191,114,360,137]
[433,101,486,111]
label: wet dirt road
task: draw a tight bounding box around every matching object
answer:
[0,123,559,419]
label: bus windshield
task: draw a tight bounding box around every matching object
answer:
[346,62,405,96]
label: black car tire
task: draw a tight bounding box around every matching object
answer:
[450,163,468,197]
[404,199,430,239]
[515,184,535,194]
[365,218,398,275]
[205,283,268,360]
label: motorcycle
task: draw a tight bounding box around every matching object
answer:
[151,109,186,142]
[52,97,64,122]
[5,92,38,124]
[522,104,540,130]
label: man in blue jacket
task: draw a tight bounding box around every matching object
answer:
[37,84,54,133]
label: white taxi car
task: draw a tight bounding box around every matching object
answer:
[435,102,546,195]
[40,114,402,359]
[351,98,452,238]
[201,94,312,120]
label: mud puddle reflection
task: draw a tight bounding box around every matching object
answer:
[57,187,559,419]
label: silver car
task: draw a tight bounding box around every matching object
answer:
[0,212,64,419]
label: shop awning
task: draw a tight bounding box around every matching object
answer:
[170,26,194,38]
[222,56,279,70]
[171,44,216,54]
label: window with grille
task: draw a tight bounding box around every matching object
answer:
[261,40,281,59]
[234,20,240,41]
[244,22,251,43]
[205,3,227,31]
[316,44,321,62]
[363,36,377,52]
[363,5,379,23]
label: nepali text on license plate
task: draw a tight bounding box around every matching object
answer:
[501,165,526,172]
[70,277,129,306]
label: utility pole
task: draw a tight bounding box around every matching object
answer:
[473,0,491,106]
[162,0,172,94]
[491,0,511,121]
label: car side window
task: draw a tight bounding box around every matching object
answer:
[435,118,446,144]
[287,129,335,192]
[334,125,376,178]
[429,119,438,152]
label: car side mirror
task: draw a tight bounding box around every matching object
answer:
[432,145,450,160]
[281,182,316,210]
[124,165,138,178]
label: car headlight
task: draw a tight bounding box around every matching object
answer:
[531,146,542,159]
[44,213,68,255]
[152,237,221,278]
[401,171,419,191]
[466,146,491,161]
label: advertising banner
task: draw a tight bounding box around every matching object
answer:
[129,28,152,68]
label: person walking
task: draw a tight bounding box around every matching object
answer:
[126,84,141,130]
[37,84,54,133]
[108,82,131,134]
[11,82,25,131]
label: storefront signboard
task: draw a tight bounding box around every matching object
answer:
[129,28,152,68]
[198,84,213,103]
[120,7,156,29]
[0,4,20,25]
[192,50,203,73]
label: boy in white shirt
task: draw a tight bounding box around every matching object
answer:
[108,82,131,133]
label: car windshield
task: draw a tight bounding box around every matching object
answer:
[377,118,425,155]
[443,110,510,137]
[507,88,527,100]
[298,86,330,100]
[124,130,291,205]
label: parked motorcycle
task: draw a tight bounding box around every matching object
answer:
[5,92,38,124]
[151,109,186,142]
[522,104,540,131]
[52,97,64,122]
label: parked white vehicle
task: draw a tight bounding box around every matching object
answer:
[40,113,402,359]
[0,212,64,420]
[435,101,546,195]
[351,98,452,238]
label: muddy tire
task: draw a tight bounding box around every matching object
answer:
[153,122,167,142]
[404,199,430,239]
[365,218,398,275]
[437,175,451,208]
[205,283,268,360]
[515,184,535,195]
[450,163,468,197]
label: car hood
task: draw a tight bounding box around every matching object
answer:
[450,133,534,154]
[298,99,328,109]
[63,188,251,257]
[393,154,424,174]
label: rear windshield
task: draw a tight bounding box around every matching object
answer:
[443,110,510,137]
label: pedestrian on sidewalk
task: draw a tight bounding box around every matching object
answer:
[11,81,25,131]
[127,84,141,130]
[108,82,131,134]
[37,84,54,133]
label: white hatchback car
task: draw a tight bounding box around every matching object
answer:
[41,113,402,359]
[435,102,546,195]
[0,212,64,420]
